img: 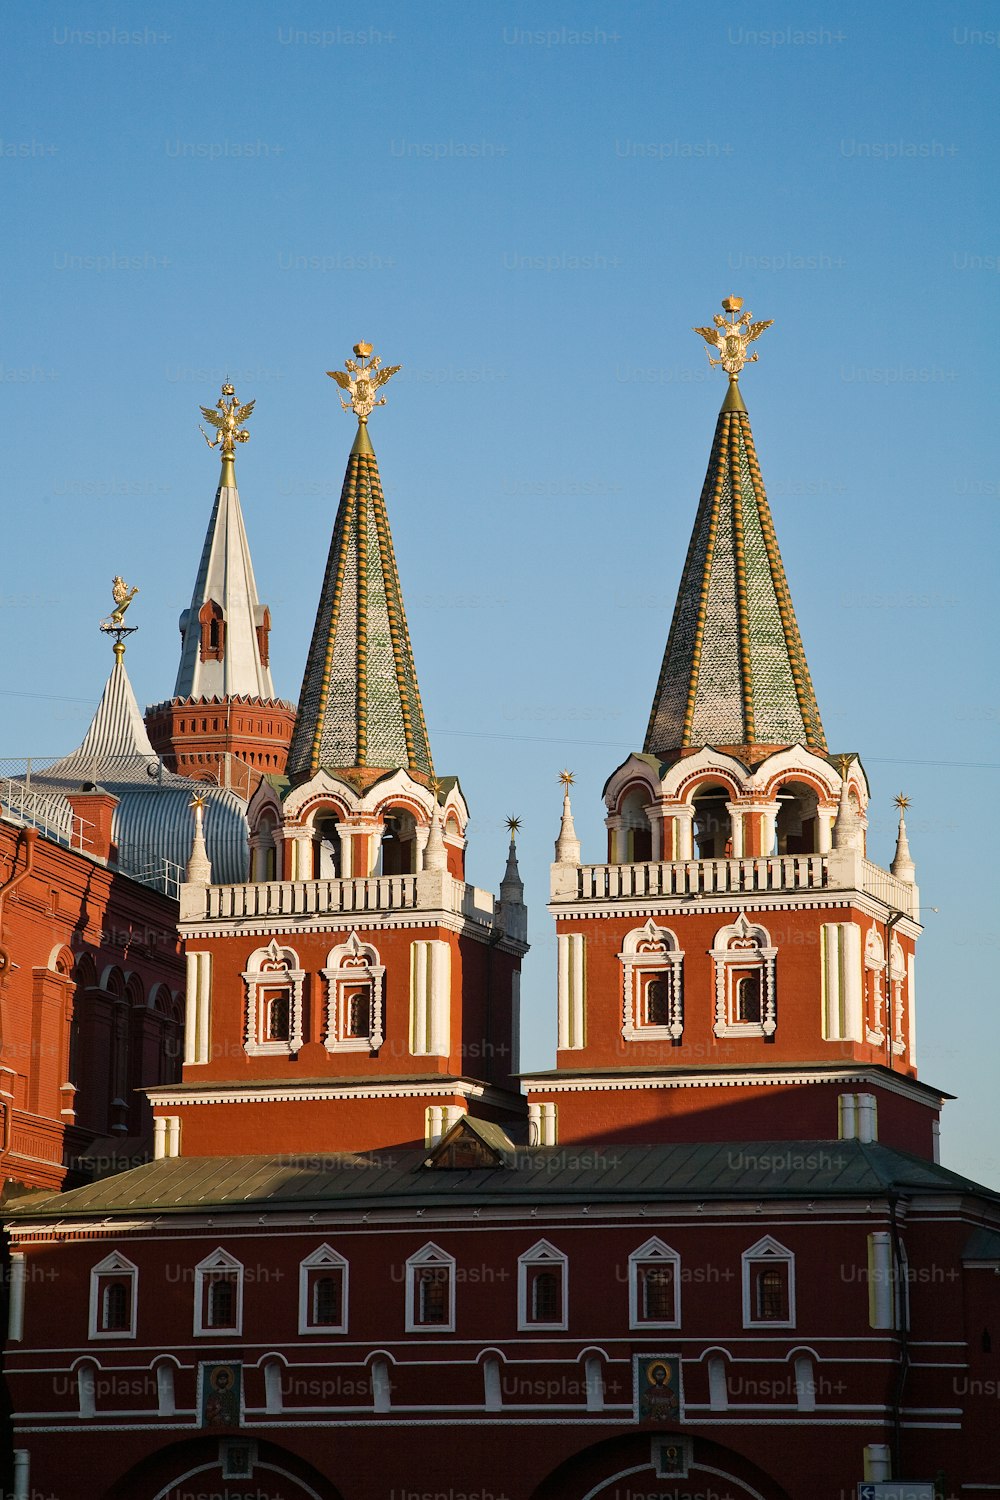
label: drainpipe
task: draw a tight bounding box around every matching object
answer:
[883,909,906,1072]
[887,1189,911,1479]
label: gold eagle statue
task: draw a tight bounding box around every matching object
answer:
[328,342,401,422]
[199,383,255,457]
[694,297,773,378]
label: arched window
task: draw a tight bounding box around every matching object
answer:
[618,788,653,863]
[518,1240,567,1331]
[628,1238,681,1328]
[313,814,342,879]
[711,916,777,1040]
[378,806,418,876]
[299,1245,348,1335]
[406,1245,456,1333]
[198,601,225,663]
[774,780,820,855]
[645,979,670,1027]
[195,1249,243,1336]
[692,782,733,858]
[89,1252,138,1339]
[742,1237,795,1329]
[735,973,762,1024]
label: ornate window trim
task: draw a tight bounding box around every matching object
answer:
[628,1236,681,1329]
[323,932,385,1053]
[619,920,684,1043]
[711,915,776,1040]
[298,1244,349,1335]
[889,933,906,1057]
[405,1243,456,1333]
[864,923,886,1046]
[517,1239,568,1332]
[89,1252,138,1340]
[193,1248,244,1337]
[242,940,304,1058]
[741,1236,795,1330]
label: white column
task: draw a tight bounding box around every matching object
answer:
[166,1116,182,1157]
[184,953,212,1065]
[585,1356,605,1412]
[821,923,862,1041]
[12,1451,29,1500]
[726,804,744,858]
[557,933,585,1049]
[794,1354,816,1412]
[410,941,451,1056]
[838,1093,857,1141]
[483,1356,502,1411]
[863,1444,892,1481]
[153,1117,167,1160]
[372,1358,392,1413]
[868,1232,895,1328]
[708,1357,728,1411]
[8,1253,25,1341]
[156,1363,176,1417]
[674,806,694,860]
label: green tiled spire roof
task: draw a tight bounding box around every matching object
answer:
[287,421,434,783]
[645,380,826,758]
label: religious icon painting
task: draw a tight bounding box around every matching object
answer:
[652,1434,692,1478]
[633,1353,684,1423]
[198,1361,243,1428]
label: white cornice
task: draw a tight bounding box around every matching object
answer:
[547,894,920,939]
[520,1066,946,1108]
[146,1078,516,1108]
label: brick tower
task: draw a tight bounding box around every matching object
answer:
[524,298,937,1158]
[148,345,528,1158]
[145,384,295,790]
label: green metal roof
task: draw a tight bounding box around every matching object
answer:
[7,1141,995,1224]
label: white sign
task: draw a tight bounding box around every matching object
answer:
[858,1485,935,1500]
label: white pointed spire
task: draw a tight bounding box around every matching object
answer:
[554,771,581,865]
[185,795,213,885]
[500,818,524,904]
[422,796,448,872]
[890,795,916,884]
[832,760,862,852]
[174,447,275,701]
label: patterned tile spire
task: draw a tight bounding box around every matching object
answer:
[645,300,826,759]
[286,346,434,784]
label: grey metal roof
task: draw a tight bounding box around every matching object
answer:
[20,654,249,887]
[9,1140,997,1223]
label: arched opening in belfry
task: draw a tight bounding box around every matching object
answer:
[774,780,819,855]
[378,806,418,876]
[619,788,653,863]
[313,814,342,878]
[692,782,732,859]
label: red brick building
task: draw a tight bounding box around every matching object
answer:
[4,324,997,1500]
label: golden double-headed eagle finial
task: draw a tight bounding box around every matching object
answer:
[199,383,256,459]
[327,342,401,423]
[693,295,773,380]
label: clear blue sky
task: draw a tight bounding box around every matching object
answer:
[2,2,997,1183]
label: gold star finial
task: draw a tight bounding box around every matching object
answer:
[894,793,910,812]
[189,794,206,811]
[837,754,852,779]
[559,769,575,791]
[693,296,773,381]
[506,816,522,835]
[327,343,401,424]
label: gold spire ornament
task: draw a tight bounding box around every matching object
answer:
[100,576,140,663]
[505,816,522,835]
[327,343,401,423]
[894,793,911,811]
[200,384,255,482]
[559,769,575,791]
[693,295,773,379]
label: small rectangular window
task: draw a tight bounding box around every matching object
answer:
[308,1269,344,1328]
[527,1265,562,1324]
[753,1264,789,1322]
[100,1279,131,1332]
[205,1273,239,1330]
[415,1266,450,1325]
[638,1263,675,1322]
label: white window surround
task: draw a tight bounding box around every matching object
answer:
[712,915,777,1040]
[405,1243,456,1334]
[628,1236,681,1329]
[194,1248,244,1337]
[741,1236,796,1330]
[298,1244,349,1335]
[619,920,685,1043]
[517,1239,568,1332]
[889,933,906,1057]
[864,923,886,1046]
[323,932,385,1053]
[88,1252,138,1340]
[242,940,305,1058]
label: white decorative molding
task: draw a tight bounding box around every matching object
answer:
[184,951,212,1066]
[242,940,305,1057]
[88,1252,138,1341]
[619,920,685,1043]
[864,924,886,1045]
[741,1236,795,1330]
[517,1239,568,1331]
[710,916,776,1040]
[527,1100,557,1146]
[193,1248,243,1337]
[405,1243,456,1333]
[410,940,451,1056]
[889,934,906,1056]
[820,922,862,1042]
[322,932,385,1053]
[627,1236,681,1329]
[557,932,586,1049]
[298,1244,348,1335]
[867,1232,896,1329]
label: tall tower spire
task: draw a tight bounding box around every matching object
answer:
[645,299,825,761]
[287,344,433,784]
[146,385,295,785]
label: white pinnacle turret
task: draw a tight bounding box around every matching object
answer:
[890,796,916,884]
[422,799,448,872]
[554,772,581,866]
[185,796,213,886]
